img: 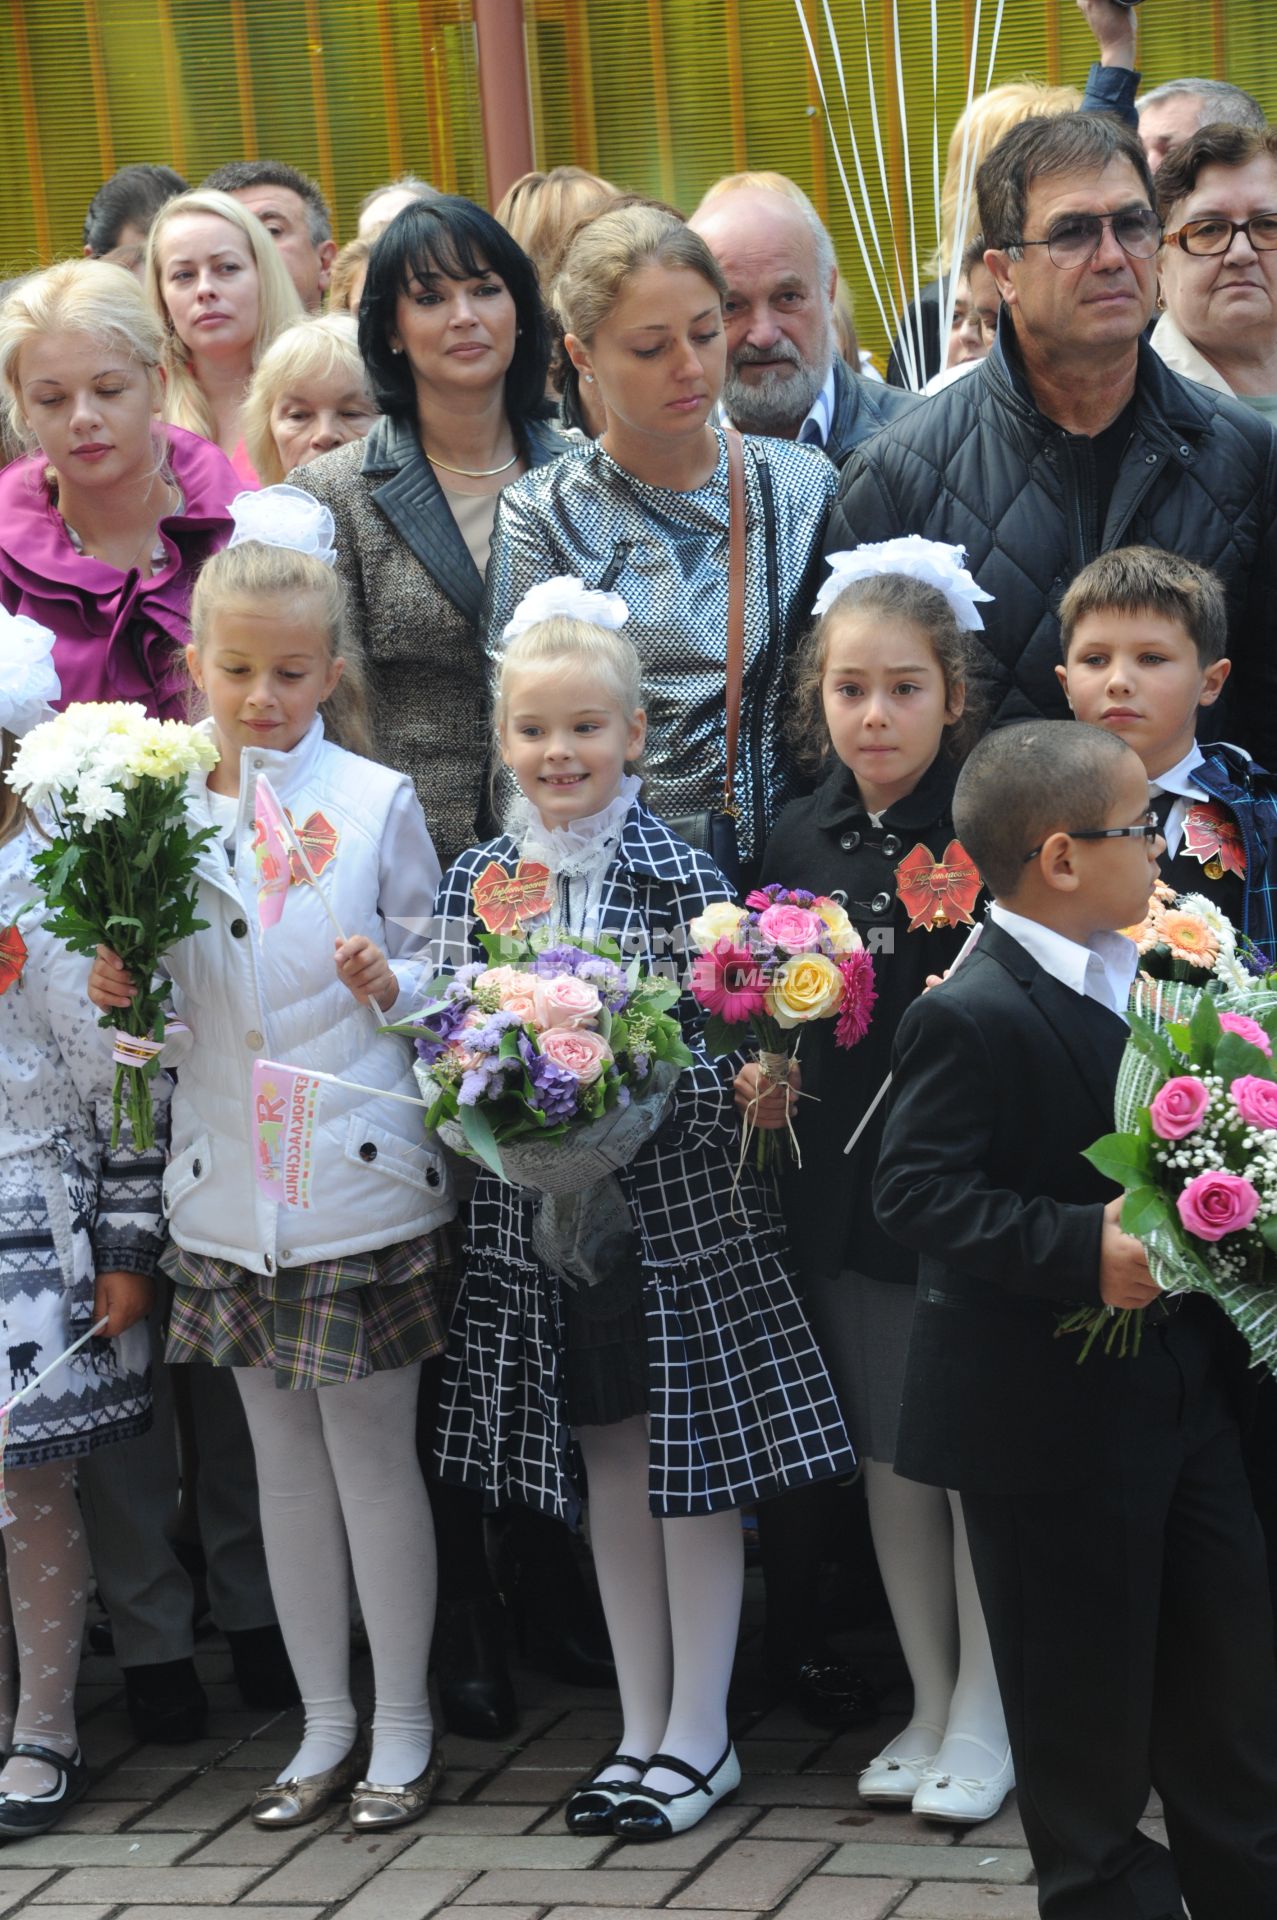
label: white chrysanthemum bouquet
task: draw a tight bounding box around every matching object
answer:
[7,702,219,1148]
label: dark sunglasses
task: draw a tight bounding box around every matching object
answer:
[1009,207,1162,268]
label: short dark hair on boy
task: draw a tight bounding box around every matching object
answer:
[1059,546,1228,667]
[954,720,1131,899]
[200,159,332,244]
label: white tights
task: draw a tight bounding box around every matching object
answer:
[576,1415,743,1796]
[0,1461,89,1798]
[235,1363,435,1788]
[863,1458,1007,1777]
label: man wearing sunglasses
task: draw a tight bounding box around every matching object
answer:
[825,111,1277,768]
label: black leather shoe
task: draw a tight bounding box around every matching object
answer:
[501,1523,616,1689]
[226,1624,300,1710]
[766,1641,879,1730]
[122,1656,209,1745]
[0,1744,89,1839]
[433,1594,518,1740]
[564,1751,648,1835]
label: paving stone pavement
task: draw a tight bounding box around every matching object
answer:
[0,1593,1061,1919]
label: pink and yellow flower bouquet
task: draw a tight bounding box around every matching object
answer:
[688,885,877,1167]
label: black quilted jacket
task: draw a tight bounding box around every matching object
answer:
[826,319,1277,767]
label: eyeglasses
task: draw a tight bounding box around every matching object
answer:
[1009,207,1162,268]
[1022,809,1161,864]
[1163,212,1277,256]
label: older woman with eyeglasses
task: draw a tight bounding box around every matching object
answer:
[1154,124,1277,418]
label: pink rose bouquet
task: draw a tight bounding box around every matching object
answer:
[387,931,692,1188]
[1062,936,1277,1371]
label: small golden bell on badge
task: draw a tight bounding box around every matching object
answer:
[932,905,949,927]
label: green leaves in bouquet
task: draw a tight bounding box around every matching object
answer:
[700,1011,741,1059]
[458,1099,506,1179]
[1083,1129,1154,1189]
[1215,1032,1277,1087]
[1120,1185,1174,1238]
[1125,1011,1179,1079]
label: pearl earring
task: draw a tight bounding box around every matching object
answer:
[584,373,594,384]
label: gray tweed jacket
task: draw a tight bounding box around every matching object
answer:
[294,412,567,868]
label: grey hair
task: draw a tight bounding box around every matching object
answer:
[1138,77,1267,134]
[692,171,836,287]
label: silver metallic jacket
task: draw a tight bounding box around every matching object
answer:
[482,431,837,863]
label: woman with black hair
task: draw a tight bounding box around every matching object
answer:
[294,194,567,867]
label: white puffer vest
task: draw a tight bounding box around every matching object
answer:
[161,719,451,1275]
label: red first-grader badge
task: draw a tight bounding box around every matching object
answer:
[472,860,553,935]
[0,926,26,995]
[1181,801,1245,881]
[895,839,981,933]
[286,809,340,885]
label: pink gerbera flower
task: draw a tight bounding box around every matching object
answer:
[834,949,877,1049]
[689,939,770,1024]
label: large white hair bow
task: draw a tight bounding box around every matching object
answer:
[502,575,629,643]
[0,608,61,738]
[814,537,994,631]
[228,485,337,567]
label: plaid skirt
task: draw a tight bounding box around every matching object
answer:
[167,1230,452,1391]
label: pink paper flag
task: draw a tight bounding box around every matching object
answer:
[252,775,292,933]
[252,1058,321,1210]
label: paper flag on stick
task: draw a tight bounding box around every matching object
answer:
[252,1059,322,1210]
[251,775,293,932]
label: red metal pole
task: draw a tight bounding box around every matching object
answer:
[473,0,535,209]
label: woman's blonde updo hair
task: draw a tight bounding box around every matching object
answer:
[0,258,166,451]
[145,188,302,442]
[241,314,376,486]
[495,166,619,289]
[189,541,373,757]
[552,205,727,346]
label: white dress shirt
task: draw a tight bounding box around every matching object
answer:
[989,902,1138,1019]
[1147,741,1208,859]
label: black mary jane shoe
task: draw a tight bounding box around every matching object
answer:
[612,1743,741,1842]
[766,1640,880,1730]
[563,1751,649,1836]
[0,1744,90,1839]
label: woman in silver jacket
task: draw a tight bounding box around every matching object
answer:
[482,205,837,875]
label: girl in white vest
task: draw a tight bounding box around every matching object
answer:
[88,488,453,1835]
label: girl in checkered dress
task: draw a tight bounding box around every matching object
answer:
[433,583,855,1840]
[88,492,454,1834]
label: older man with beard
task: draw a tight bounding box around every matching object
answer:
[689,173,917,467]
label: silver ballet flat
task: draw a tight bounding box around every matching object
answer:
[349,1743,445,1831]
[251,1734,368,1829]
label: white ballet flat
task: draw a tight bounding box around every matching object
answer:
[857,1723,945,1805]
[611,1743,741,1841]
[911,1738,1014,1824]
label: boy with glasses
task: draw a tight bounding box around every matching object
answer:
[875,719,1277,1919]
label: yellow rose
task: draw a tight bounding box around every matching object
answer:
[769,951,844,1028]
[688,900,748,952]
[812,897,861,954]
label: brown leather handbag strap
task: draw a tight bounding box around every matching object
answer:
[723,427,746,815]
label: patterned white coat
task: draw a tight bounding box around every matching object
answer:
[0,825,160,1465]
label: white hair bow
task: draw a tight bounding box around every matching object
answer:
[502,575,629,643]
[228,486,337,567]
[814,537,994,631]
[0,608,61,738]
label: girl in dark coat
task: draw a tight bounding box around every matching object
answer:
[748,541,1013,1826]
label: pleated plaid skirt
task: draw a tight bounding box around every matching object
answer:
[167,1229,453,1391]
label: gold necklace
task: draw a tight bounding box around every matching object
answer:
[425,448,520,478]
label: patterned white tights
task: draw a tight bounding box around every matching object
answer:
[0,1461,89,1798]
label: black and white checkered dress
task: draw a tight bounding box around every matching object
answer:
[431,803,856,1524]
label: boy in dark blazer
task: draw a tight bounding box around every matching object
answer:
[874,720,1277,1920]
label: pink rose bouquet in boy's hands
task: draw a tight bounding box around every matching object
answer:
[7,702,218,1150]
[1063,894,1277,1366]
[688,884,876,1168]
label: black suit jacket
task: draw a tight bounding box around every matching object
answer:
[873,920,1131,1491]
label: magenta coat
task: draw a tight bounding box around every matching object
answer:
[0,426,237,721]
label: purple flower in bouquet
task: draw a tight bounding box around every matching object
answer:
[459,1051,520,1106]
[414,995,472,1066]
[520,1035,580,1122]
[577,956,629,1008]
[530,944,590,976]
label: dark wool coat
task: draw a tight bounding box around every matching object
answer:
[828,321,1277,766]
[761,753,980,1285]
[431,802,856,1524]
